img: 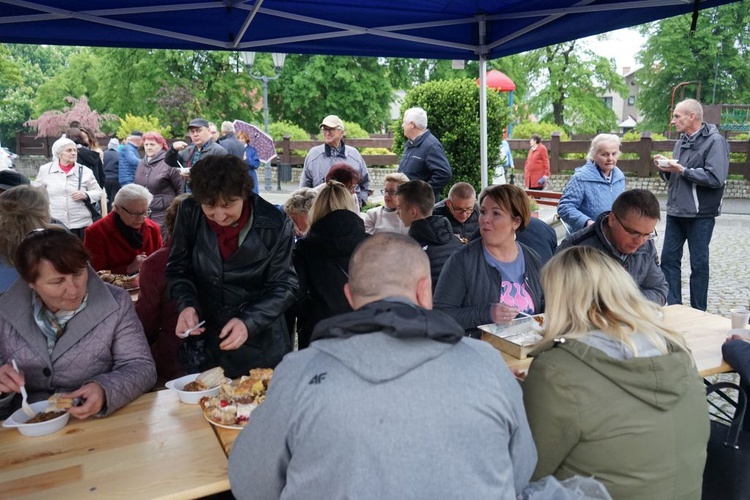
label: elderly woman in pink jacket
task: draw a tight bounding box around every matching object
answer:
[0,228,156,420]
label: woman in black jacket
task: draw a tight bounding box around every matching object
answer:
[293,180,367,348]
[166,155,298,377]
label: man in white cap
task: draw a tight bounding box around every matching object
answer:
[300,114,371,207]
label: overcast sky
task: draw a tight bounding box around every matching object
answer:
[581,27,646,74]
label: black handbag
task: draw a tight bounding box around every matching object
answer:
[78,166,102,222]
[702,381,750,500]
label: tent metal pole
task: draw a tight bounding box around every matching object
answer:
[480,57,488,189]
[478,15,488,189]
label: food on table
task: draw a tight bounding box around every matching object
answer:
[97,270,138,290]
[26,410,66,424]
[183,366,225,392]
[47,393,75,411]
[200,368,273,427]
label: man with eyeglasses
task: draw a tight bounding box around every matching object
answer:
[84,184,162,275]
[557,189,668,305]
[432,182,479,241]
[300,115,371,207]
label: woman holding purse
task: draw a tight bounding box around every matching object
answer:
[35,137,103,240]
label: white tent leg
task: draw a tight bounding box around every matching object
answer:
[479,56,488,189]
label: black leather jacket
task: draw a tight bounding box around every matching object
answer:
[166,195,298,376]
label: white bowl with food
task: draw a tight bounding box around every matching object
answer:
[165,371,228,404]
[2,401,70,437]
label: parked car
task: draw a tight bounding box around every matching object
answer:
[0,144,18,170]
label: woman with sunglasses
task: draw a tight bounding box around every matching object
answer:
[83,184,162,275]
[0,228,156,420]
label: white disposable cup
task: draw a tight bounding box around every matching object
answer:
[730,306,750,329]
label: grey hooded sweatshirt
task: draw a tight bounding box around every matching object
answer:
[229,300,537,499]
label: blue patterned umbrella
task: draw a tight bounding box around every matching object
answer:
[233,120,277,163]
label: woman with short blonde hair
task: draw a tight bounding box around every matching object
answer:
[0,185,55,291]
[364,172,410,235]
[523,246,708,499]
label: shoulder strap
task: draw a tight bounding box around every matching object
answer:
[78,166,82,190]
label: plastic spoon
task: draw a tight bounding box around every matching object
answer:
[11,359,36,418]
[180,320,206,339]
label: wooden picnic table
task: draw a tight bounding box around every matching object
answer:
[499,304,733,377]
[0,390,230,499]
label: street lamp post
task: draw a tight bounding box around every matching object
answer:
[239,51,286,192]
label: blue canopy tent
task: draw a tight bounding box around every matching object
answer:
[0,0,738,186]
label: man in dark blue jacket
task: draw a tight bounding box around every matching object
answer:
[398,107,452,200]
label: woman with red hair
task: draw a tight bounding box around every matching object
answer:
[135,131,183,235]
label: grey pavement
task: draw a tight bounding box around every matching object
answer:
[260,181,750,319]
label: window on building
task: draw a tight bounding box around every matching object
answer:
[628,95,636,105]
[602,96,613,109]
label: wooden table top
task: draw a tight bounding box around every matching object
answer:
[208,305,739,458]
[499,304,733,377]
[0,390,230,499]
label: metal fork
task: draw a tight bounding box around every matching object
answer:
[11,359,36,418]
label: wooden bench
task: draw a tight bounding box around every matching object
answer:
[524,189,562,207]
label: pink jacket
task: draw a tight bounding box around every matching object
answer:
[0,268,156,418]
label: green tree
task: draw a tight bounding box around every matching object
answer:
[276,55,393,134]
[386,59,479,89]
[526,41,627,134]
[33,49,98,115]
[393,78,507,194]
[635,3,750,132]
[0,44,74,148]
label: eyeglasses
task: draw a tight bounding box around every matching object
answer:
[381,189,397,196]
[448,200,474,215]
[612,212,657,240]
[119,206,152,218]
[320,126,341,133]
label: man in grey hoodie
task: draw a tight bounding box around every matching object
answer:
[228,233,536,500]
[655,98,729,311]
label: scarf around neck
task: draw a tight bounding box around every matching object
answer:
[206,201,251,260]
[114,212,144,249]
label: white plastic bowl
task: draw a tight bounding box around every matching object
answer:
[2,401,70,437]
[656,159,672,168]
[165,373,227,404]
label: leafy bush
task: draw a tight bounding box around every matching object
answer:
[116,114,171,139]
[393,78,507,196]
[343,122,371,139]
[511,122,571,160]
[511,122,569,141]
[360,147,392,155]
[730,133,748,163]
[268,121,311,157]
